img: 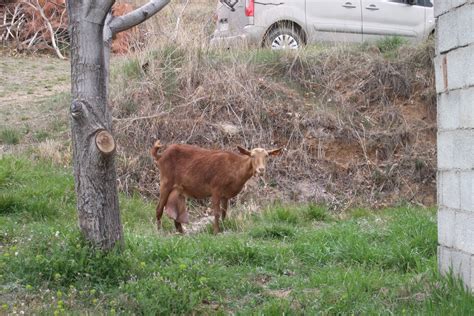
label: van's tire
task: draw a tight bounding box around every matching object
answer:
[265,26,303,50]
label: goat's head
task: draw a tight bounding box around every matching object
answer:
[237,146,283,176]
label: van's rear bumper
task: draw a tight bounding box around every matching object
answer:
[210,25,265,48]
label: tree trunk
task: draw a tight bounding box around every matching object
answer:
[67,1,123,250]
[66,0,170,250]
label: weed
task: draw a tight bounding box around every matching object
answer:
[376,36,408,58]
[34,131,51,142]
[423,272,474,314]
[117,98,138,117]
[250,224,296,240]
[304,204,330,221]
[350,208,372,219]
[118,57,143,80]
[264,204,299,224]
[0,128,21,145]
[50,118,66,133]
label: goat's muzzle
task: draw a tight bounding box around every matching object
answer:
[255,167,266,177]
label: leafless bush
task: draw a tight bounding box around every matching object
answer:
[1,0,147,56]
[1,0,68,57]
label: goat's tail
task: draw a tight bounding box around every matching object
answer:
[150,140,163,161]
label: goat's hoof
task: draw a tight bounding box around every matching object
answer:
[156,221,162,231]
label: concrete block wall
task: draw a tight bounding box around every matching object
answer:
[435,0,474,290]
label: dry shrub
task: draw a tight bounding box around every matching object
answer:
[1,0,143,55]
[109,2,436,210]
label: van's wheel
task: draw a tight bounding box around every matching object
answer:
[265,26,303,50]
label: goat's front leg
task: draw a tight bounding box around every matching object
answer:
[221,198,229,220]
[212,195,221,234]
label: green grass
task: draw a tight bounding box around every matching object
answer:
[376,36,408,58]
[112,57,143,82]
[0,128,21,145]
[1,156,474,314]
[33,131,51,142]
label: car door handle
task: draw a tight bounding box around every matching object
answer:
[342,2,357,8]
[366,4,380,10]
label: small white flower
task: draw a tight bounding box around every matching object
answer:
[15,252,19,256]
[55,231,60,237]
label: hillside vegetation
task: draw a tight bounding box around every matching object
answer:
[110,42,436,210]
[101,2,436,210]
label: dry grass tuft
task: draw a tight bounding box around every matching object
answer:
[36,139,71,166]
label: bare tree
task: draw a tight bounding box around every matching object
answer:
[66,0,169,250]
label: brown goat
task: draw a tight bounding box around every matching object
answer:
[151,140,282,234]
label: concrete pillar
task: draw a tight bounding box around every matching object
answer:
[435,0,474,290]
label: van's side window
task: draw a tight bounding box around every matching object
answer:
[389,0,433,6]
[418,0,433,7]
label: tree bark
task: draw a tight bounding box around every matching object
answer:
[67,0,122,250]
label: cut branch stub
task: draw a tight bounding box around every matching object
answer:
[95,130,116,155]
[70,100,85,118]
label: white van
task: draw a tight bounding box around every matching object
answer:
[211,0,435,49]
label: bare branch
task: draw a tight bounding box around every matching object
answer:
[109,0,170,35]
[26,30,39,48]
[22,0,66,59]
[172,0,190,41]
[1,3,25,42]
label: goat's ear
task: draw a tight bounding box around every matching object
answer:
[268,148,283,156]
[237,146,251,156]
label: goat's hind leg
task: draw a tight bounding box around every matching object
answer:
[174,221,184,234]
[156,185,172,231]
[221,198,229,221]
